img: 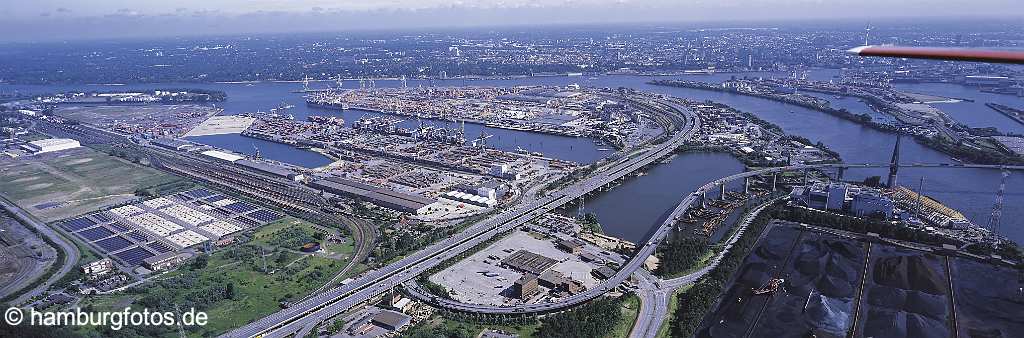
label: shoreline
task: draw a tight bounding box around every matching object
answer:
[649,80,1024,166]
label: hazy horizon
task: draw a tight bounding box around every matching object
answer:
[3,0,1023,42]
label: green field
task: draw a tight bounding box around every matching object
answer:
[404,314,540,338]
[610,294,640,338]
[76,216,357,337]
[655,285,690,338]
[0,148,181,222]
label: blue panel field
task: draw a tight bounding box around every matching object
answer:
[235,216,260,228]
[114,246,155,266]
[126,230,149,242]
[224,201,259,214]
[92,213,112,222]
[248,209,283,223]
[205,194,227,203]
[147,241,173,253]
[109,221,130,232]
[61,217,97,232]
[78,226,115,241]
[96,236,133,253]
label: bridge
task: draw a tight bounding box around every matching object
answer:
[222,95,701,338]
[226,91,1023,336]
[402,161,1022,317]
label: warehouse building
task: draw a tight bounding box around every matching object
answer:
[440,191,496,207]
[143,252,189,271]
[557,239,583,254]
[22,138,80,154]
[81,258,115,280]
[512,273,539,299]
[200,150,243,163]
[235,159,305,181]
[371,310,411,331]
[151,138,192,151]
[310,177,436,214]
[500,250,557,276]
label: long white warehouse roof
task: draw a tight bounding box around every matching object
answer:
[201,150,243,162]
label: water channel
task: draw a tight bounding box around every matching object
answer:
[3,72,1022,245]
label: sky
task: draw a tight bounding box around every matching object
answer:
[2,0,1022,42]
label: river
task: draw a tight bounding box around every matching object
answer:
[3,72,1023,245]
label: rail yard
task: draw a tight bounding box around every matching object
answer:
[0,82,1020,338]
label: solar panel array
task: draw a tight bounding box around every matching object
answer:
[224,201,259,214]
[109,221,130,232]
[96,236,133,252]
[205,194,227,203]
[147,242,173,254]
[115,247,155,266]
[61,217,97,232]
[78,227,114,241]
[126,230,149,242]
[57,187,287,268]
[247,209,284,223]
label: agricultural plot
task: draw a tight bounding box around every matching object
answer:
[0,148,180,222]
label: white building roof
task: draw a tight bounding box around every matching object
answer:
[201,150,243,162]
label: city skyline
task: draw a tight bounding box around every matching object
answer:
[3,0,1023,42]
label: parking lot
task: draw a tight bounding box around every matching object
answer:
[429,230,604,306]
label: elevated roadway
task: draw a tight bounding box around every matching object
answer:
[222,96,700,337]
[226,93,1023,337]
[403,162,1022,316]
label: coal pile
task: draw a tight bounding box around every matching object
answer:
[748,231,866,338]
[857,245,952,338]
[951,258,1024,338]
[697,225,802,338]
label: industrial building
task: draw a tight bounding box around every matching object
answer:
[557,239,583,254]
[791,183,895,219]
[512,273,539,299]
[440,191,496,207]
[500,250,557,276]
[538,270,584,295]
[81,258,115,280]
[142,252,188,271]
[370,310,411,331]
[310,177,436,214]
[850,193,895,218]
[151,138,192,151]
[790,182,847,211]
[201,149,244,163]
[591,266,617,280]
[235,159,305,181]
[22,138,80,153]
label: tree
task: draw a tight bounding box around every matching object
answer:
[225,282,236,300]
[191,255,208,270]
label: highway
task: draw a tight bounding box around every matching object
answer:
[224,90,1024,337]
[222,95,699,338]
[628,197,781,338]
[0,197,81,305]
[404,161,1022,330]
